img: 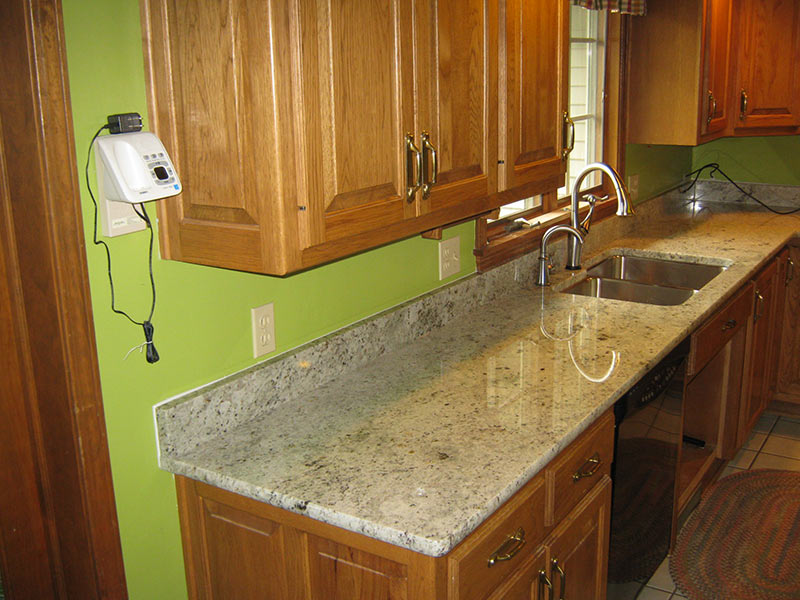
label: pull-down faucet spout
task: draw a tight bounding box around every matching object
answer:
[567,162,634,270]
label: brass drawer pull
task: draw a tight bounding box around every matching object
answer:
[421,131,438,199]
[552,558,566,600]
[740,89,748,120]
[405,133,422,203]
[539,570,554,599]
[561,111,575,160]
[707,90,717,125]
[722,318,737,331]
[787,258,795,285]
[754,291,764,322]
[572,453,601,482]
[487,527,526,567]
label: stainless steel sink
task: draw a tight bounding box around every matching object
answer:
[586,255,726,290]
[563,276,697,306]
[561,253,728,305]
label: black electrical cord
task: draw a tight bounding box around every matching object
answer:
[681,162,800,215]
[85,125,160,363]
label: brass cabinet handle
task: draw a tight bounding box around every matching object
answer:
[787,258,795,285]
[421,132,438,199]
[539,570,554,600]
[562,112,575,160]
[552,558,566,600]
[754,291,764,322]
[707,90,717,125]
[405,133,422,203]
[740,89,749,120]
[572,452,601,482]
[722,318,737,331]
[487,527,526,567]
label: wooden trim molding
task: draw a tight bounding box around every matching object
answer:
[474,194,618,273]
[0,0,127,598]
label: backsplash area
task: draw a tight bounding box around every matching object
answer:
[693,179,800,210]
[155,187,703,460]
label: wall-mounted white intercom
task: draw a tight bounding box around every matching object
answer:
[94,131,182,237]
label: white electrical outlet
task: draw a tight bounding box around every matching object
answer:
[251,303,276,358]
[627,174,639,203]
[439,236,461,280]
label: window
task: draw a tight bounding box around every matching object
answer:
[476,8,622,272]
[562,6,607,195]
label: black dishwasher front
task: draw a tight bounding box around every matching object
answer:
[607,338,689,600]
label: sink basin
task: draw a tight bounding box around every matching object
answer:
[586,255,726,290]
[563,276,697,306]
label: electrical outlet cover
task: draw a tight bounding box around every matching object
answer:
[251,303,276,358]
[439,236,461,280]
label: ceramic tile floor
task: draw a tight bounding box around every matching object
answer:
[631,412,800,599]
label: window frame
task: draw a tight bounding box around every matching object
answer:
[474,12,629,273]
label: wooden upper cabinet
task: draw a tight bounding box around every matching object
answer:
[701,0,733,138]
[499,0,569,196]
[415,0,498,217]
[141,0,303,274]
[141,0,500,275]
[296,0,416,248]
[732,0,800,132]
[627,0,733,145]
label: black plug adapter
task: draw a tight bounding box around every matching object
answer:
[107,112,143,134]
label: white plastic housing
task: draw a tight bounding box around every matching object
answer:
[94,131,182,204]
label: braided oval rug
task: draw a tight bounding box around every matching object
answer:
[670,469,800,600]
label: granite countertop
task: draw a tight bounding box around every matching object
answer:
[156,197,800,557]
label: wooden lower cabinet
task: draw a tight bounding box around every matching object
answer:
[543,478,611,600]
[486,478,611,600]
[676,281,752,515]
[175,412,613,600]
[776,244,800,403]
[739,256,780,441]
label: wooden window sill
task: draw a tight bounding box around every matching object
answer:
[474,196,619,273]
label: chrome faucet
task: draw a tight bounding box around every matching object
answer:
[536,224,584,286]
[567,162,634,270]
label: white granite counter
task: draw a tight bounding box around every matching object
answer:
[155,194,800,557]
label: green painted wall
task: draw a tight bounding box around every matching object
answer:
[692,135,800,185]
[61,1,476,598]
[625,144,693,203]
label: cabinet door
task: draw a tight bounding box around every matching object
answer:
[732,0,800,131]
[546,477,611,600]
[176,477,304,600]
[297,0,417,247]
[499,0,569,196]
[769,248,790,401]
[486,546,549,600]
[777,246,800,402]
[700,0,733,138]
[141,0,304,274]
[741,258,779,439]
[415,0,498,216]
[306,535,409,600]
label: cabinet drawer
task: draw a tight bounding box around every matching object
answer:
[689,283,753,377]
[447,475,546,600]
[545,411,613,527]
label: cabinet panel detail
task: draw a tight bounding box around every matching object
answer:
[306,535,409,600]
[499,0,568,191]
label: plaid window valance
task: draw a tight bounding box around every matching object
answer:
[572,0,646,16]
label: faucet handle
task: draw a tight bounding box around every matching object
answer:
[582,193,608,205]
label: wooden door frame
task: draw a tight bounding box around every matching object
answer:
[0,0,127,598]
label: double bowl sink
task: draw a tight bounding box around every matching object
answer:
[561,253,729,305]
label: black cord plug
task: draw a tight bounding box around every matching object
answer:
[107,112,143,134]
[143,321,159,363]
